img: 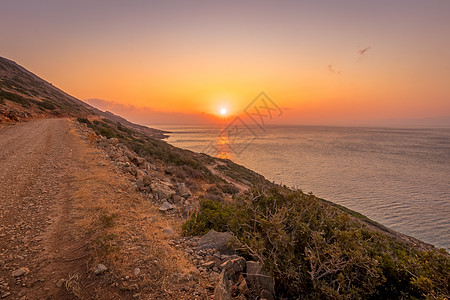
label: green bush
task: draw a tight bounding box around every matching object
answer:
[183,186,450,299]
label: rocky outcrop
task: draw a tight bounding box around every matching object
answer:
[197,229,234,254]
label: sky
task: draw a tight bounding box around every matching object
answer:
[1,0,449,125]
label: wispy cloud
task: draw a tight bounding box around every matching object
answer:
[357,46,372,62]
[86,98,218,125]
[328,64,341,75]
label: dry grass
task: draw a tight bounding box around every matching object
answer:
[70,141,193,297]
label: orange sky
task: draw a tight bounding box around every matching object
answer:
[1,1,449,125]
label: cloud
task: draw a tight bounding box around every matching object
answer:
[357,46,372,62]
[85,98,218,125]
[328,64,341,75]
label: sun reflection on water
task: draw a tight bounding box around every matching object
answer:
[216,133,232,160]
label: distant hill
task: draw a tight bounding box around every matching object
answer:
[0,56,167,138]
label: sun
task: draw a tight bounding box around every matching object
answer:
[219,108,228,116]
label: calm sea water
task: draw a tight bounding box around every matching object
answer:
[152,124,450,250]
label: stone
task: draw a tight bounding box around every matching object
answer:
[220,257,246,274]
[246,274,275,296]
[238,279,250,296]
[172,195,184,204]
[159,201,174,211]
[201,261,215,269]
[246,261,263,275]
[11,267,29,277]
[178,187,192,199]
[162,227,174,236]
[109,138,119,145]
[94,264,108,275]
[151,183,176,200]
[142,175,152,186]
[133,268,141,276]
[245,261,275,297]
[136,157,146,166]
[1,292,11,298]
[210,272,220,282]
[56,278,65,288]
[214,270,232,300]
[197,229,234,254]
[260,289,274,300]
[136,170,145,179]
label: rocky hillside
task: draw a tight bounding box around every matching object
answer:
[0,56,167,138]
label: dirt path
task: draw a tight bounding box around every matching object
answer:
[0,119,119,299]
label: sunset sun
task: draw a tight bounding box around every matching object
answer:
[219,107,228,116]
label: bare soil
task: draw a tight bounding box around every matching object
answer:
[0,119,129,299]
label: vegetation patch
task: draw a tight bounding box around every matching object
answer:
[183,186,450,299]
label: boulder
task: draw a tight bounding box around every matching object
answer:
[159,201,174,211]
[245,261,275,297]
[172,194,184,205]
[151,183,176,200]
[214,270,232,300]
[220,257,246,274]
[197,229,234,254]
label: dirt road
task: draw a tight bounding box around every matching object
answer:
[0,119,114,299]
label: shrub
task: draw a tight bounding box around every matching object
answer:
[183,186,450,299]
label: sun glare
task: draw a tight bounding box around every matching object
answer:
[220,108,228,116]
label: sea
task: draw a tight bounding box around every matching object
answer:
[150,124,450,250]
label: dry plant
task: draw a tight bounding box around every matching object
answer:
[65,273,82,299]
[70,146,193,296]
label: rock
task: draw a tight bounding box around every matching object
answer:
[246,274,275,297]
[201,261,215,269]
[220,257,246,274]
[238,279,250,296]
[245,261,275,297]
[173,273,194,283]
[162,227,174,236]
[210,272,220,282]
[172,195,184,204]
[260,289,274,300]
[178,187,192,199]
[142,175,152,186]
[214,270,232,300]
[11,267,29,277]
[184,248,193,254]
[197,229,234,254]
[94,264,108,275]
[109,138,119,145]
[1,292,11,298]
[56,278,65,288]
[133,268,141,276]
[136,170,145,179]
[151,183,176,200]
[246,261,263,275]
[136,157,146,166]
[159,201,174,211]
